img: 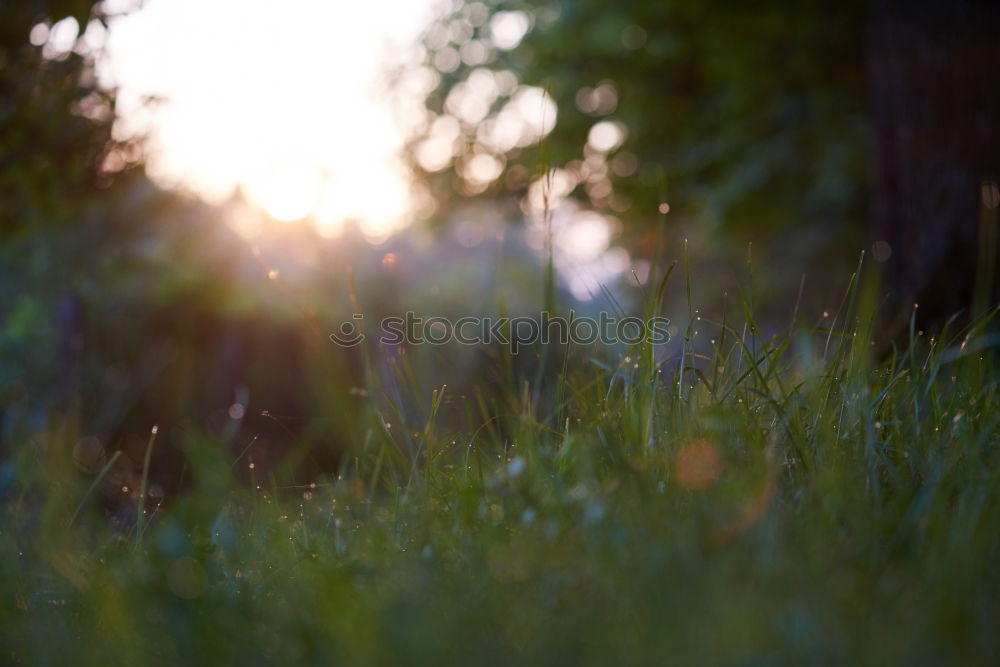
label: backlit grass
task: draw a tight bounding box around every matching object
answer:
[2,258,998,665]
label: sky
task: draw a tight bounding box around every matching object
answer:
[103,0,436,239]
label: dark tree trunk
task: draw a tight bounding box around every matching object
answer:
[869,1,1000,330]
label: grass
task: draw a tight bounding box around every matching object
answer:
[1,255,999,665]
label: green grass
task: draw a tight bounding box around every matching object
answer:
[2,259,999,665]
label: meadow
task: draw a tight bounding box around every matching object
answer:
[2,254,997,665]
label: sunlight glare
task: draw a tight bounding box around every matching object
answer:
[104,0,434,236]
[247,161,323,222]
[315,163,411,242]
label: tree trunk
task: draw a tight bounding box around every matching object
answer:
[869,1,1000,330]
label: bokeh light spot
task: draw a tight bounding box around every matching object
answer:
[489,11,530,50]
[675,439,723,490]
[588,120,626,153]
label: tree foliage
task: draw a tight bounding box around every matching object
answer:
[403,0,871,247]
[0,0,139,235]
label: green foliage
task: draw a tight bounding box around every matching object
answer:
[404,0,870,242]
[0,0,132,236]
[1,0,135,418]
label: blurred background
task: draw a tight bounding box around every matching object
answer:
[1,0,997,498]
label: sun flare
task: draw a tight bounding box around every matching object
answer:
[104,0,433,238]
[246,161,323,222]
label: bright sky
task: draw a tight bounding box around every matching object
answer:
[93,0,628,299]
[103,0,435,239]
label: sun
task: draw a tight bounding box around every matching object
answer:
[313,163,413,241]
[105,0,434,238]
[246,162,323,222]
